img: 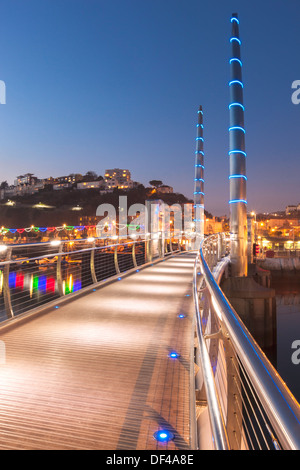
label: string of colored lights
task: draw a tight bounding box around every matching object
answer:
[0,222,143,235]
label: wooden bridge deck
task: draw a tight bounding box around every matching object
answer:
[0,252,196,450]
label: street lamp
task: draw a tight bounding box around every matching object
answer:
[251,211,257,243]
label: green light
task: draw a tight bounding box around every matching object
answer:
[33,276,39,291]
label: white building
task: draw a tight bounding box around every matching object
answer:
[14,173,37,186]
[77,181,103,190]
[104,168,135,190]
[286,205,298,215]
[157,185,173,194]
[53,183,72,190]
[105,169,131,185]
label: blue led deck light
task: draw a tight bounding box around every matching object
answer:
[153,430,174,443]
[178,314,186,319]
[231,17,239,24]
[169,351,180,359]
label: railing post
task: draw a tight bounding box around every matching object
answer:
[209,241,214,268]
[56,243,64,296]
[90,241,97,284]
[158,233,163,259]
[3,247,14,318]
[212,240,217,266]
[193,253,230,450]
[114,244,120,274]
[223,335,243,450]
[165,238,168,256]
[132,242,137,268]
[217,233,222,260]
[146,236,152,263]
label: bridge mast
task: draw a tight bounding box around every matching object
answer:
[193,105,205,249]
[228,13,248,276]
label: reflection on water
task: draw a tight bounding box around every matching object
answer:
[271,272,300,403]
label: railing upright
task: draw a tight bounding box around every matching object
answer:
[3,247,14,318]
[90,240,97,284]
[56,243,64,297]
[114,244,120,274]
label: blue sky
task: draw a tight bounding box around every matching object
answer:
[0,0,299,215]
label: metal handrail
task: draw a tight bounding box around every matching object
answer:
[0,231,187,250]
[0,240,145,267]
[193,253,229,450]
[197,233,300,450]
[0,234,179,267]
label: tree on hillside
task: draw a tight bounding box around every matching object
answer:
[82,171,98,182]
[0,181,9,189]
[149,180,163,188]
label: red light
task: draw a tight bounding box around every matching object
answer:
[46,278,55,293]
[15,273,24,289]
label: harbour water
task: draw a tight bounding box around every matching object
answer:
[271,272,300,403]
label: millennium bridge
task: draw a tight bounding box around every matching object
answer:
[0,12,299,451]
[0,233,298,450]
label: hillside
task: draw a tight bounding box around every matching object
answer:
[0,186,198,229]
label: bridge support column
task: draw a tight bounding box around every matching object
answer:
[228,13,248,277]
[225,14,277,363]
[193,106,205,251]
[221,274,277,362]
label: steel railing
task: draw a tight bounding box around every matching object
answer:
[193,233,300,450]
[0,234,187,322]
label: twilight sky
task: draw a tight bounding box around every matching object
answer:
[0,0,299,215]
